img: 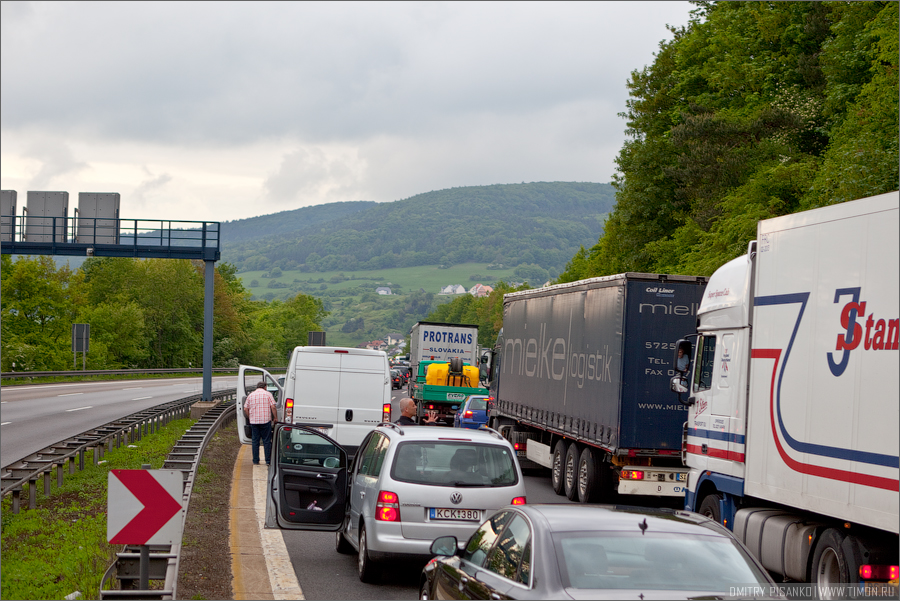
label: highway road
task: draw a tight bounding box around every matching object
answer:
[0,376,235,467]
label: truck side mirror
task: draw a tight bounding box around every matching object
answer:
[670,375,689,394]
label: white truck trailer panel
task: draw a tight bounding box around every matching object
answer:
[744,192,899,534]
[409,322,479,365]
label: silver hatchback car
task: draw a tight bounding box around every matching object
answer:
[265,422,526,583]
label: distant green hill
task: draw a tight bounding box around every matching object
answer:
[222,182,614,273]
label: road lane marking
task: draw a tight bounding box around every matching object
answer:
[122,387,143,390]
[66,406,93,412]
[132,397,153,401]
[58,392,84,397]
[1,422,11,426]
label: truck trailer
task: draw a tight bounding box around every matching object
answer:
[484,273,707,502]
[674,192,899,588]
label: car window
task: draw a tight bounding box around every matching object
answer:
[463,511,512,567]
[358,432,387,477]
[694,335,716,392]
[553,531,769,591]
[390,441,517,487]
[468,397,487,411]
[277,427,344,469]
[484,514,531,584]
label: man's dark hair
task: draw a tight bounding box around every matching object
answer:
[256,381,267,389]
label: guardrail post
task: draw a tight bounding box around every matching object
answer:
[93,446,99,466]
[79,449,85,471]
[12,489,20,514]
[57,461,65,488]
[43,471,51,497]
[28,479,37,510]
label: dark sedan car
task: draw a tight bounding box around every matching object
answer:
[420,504,778,600]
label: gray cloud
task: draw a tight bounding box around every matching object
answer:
[1,2,693,221]
[131,169,173,210]
[24,139,89,190]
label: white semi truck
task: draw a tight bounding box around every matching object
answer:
[673,192,899,588]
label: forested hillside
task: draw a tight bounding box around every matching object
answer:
[558,1,898,281]
[223,182,615,274]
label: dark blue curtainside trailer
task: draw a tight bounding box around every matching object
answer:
[484,272,707,503]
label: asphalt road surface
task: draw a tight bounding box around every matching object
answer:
[0,376,235,466]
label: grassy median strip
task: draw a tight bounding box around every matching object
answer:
[1,417,195,601]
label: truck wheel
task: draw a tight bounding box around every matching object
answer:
[577,447,600,503]
[564,443,580,501]
[551,440,567,495]
[698,493,723,523]
[811,529,860,590]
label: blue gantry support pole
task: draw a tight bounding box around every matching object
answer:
[203,260,214,402]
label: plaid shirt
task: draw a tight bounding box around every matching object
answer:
[245,388,276,424]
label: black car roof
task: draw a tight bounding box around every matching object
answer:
[519,504,729,537]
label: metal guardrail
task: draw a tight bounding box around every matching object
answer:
[1,388,239,600]
[99,394,238,600]
[1,368,286,380]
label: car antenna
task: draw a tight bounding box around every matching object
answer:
[639,518,648,535]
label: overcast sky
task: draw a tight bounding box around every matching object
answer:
[1,1,693,223]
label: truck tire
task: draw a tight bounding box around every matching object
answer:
[811,529,860,590]
[551,440,567,495]
[698,493,723,524]
[577,447,600,503]
[564,443,580,501]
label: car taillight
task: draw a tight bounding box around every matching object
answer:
[382,403,391,422]
[464,411,474,418]
[375,490,400,522]
[860,565,899,580]
[285,398,294,422]
[621,470,644,480]
[511,497,526,505]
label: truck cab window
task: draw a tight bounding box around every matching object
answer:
[694,335,716,392]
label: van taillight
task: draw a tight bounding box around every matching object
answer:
[375,491,400,522]
[513,442,526,451]
[285,398,294,422]
[383,403,391,422]
[511,497,526,505]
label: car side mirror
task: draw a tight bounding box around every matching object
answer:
[430,535,458,556]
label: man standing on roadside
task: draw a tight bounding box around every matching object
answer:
[244,381,278,465]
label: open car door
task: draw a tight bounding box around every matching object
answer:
[265,424,348,531]
[237,365,284,444]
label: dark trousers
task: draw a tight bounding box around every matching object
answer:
[250,422,273,464]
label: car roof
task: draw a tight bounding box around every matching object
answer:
[518,504,730,536]
[376,423,508,444]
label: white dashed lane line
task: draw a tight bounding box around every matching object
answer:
[132,397,153,401]
[58,393,84,397]
[1,422,11,426]
[65,406,93,412]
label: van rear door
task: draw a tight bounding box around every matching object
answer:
[291,350,340,430]
[237,365,284,444]
[336,351,391,450]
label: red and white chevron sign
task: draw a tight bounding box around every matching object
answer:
[107,470,183,545]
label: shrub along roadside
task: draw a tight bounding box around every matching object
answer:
[0,417,195,600]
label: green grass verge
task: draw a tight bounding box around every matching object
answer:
[0,417,195,600]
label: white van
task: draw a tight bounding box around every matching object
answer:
[237,347,392,456]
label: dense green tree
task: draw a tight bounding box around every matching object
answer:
[558,1,898,282]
